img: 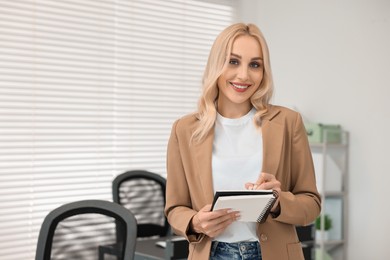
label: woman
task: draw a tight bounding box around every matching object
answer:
[165,23,321,260]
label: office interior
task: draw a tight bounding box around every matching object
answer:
[1,0,389,259]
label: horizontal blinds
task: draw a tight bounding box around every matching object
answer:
[0,0,236,259]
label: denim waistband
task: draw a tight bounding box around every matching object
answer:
[210,241,261,260]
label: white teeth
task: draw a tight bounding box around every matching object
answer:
[231,83,248,89]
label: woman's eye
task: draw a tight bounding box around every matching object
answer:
[250,62,262,68]
[229,59,239,65]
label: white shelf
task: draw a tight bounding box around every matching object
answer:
[309,143,348,148]
[323,191,345,197]
[310,130,348,260]
[315,239,345,247]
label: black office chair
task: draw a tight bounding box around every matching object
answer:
[35,199,137,260]
[99,170,170,259]
[113,170,169,237]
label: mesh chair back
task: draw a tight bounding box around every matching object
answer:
[35,200,137,260]
[113,170,169,238]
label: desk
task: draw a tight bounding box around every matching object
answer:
[135,236,188,260]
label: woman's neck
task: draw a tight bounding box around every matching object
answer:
[216,102,252,119]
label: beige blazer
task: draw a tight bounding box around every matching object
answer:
[165,105,321,260]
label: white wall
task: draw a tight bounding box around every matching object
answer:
[238,1,390,259]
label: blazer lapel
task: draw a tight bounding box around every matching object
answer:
[193,128,215,204]
[261,107,284,175]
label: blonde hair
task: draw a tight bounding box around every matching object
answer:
[192,23,274,143]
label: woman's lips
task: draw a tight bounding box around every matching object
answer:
[230,82,250,92]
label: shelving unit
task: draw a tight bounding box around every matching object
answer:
[309,129,349,260]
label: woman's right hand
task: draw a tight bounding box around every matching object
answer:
[190,204,239,238]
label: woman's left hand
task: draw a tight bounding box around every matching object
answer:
[245,172,281,193]
[245,172,281,213]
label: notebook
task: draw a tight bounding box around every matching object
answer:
[210,190,277,223]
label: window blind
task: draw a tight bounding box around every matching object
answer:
[0,0,237,259]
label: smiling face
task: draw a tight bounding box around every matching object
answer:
[216,35,264,118]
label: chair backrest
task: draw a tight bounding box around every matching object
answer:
[35,200,137,260]
[113,170,169,238]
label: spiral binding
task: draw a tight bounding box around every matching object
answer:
[256,190,278,223]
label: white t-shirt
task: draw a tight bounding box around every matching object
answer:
[212,108,263,242]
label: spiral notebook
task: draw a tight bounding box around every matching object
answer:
[210,190,277,223]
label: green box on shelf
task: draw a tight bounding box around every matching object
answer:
[304,123,342,143]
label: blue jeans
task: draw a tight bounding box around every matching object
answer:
[209,241,262,260]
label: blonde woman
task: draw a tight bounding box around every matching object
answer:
[165,23,321,260]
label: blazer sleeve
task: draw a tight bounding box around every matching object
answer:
[164,119,205,243]
[273,112,321,226]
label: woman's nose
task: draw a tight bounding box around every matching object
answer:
[237,65,249,80]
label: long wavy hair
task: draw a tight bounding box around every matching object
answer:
[191,23,274,143]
